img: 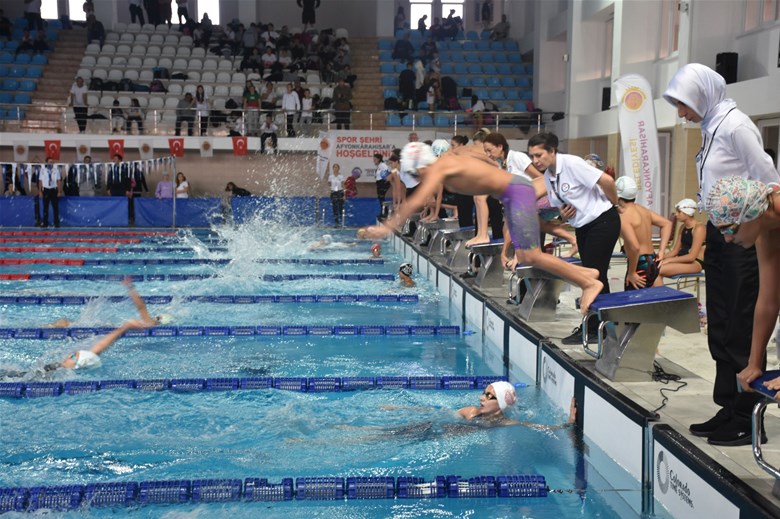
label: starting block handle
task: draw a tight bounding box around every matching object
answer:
[753,399,780,480]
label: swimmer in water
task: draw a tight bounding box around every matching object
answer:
[47,277,173,328]
[363,142,603,314]
[308,233,359,250]
[370,243,382,258]
[399,262,415,287]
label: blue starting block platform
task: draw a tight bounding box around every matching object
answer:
[750,370,780,497]
[413,218,460,248]
[466,240,507,289]
[508,257,581,322]
[583,286,699,381]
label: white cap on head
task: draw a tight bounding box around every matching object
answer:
[431,139,451,157]
[400,142,437,177]
[156,313,174,325]
[615,176,638,200]
[321,234,333,244]
[490,381,517,411]
[676,198,698,216]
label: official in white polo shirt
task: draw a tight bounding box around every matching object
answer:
[527,132,620,345]
[38,157,63,228]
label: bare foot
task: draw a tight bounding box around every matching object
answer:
[579,279,603,315]
[465,235,490,248]
[567,243,579,258]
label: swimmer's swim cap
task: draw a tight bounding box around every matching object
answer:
[675,198,698,217]
[156,313,174,325]
[321,234,333,245]
[490,381,517,411]
[400,142,437,177]
[399,262,413,277]
[615,176,638,201]
[583,153,604,170]
[431,139,451,157]
[371,243,381,252]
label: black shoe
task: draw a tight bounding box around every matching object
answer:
[561,325,599,345]
[689,409,731,437]
[706,419,767,446]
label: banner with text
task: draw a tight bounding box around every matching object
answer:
[318,130,418,183]
[614,74,663,213]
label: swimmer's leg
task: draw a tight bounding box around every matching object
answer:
[465,195,491,246]
[540,220,578,257]
[48,318,72,328]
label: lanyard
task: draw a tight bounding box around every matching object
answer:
[696,107,736,192]
[549,172,565,205]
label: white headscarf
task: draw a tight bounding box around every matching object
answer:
[662,63,737,131]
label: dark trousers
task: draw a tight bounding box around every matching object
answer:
[376,180,390,216]
[33,194,41,224]
[177,6,189,25]
[454,193,474,227]
[285,113,295,136]
[486,196,504,239]
[330,190,345,224]
[73,106,88,133]
[260,132,277,153]
[575,206,620,330]
[126,116,144,134]
[25,12,43,31]
[175,115,194,136]
[199,115,208,136]
[704,222,764,421]
[335,111,350,129]
[129,4,145,25]
[41,188,59,227]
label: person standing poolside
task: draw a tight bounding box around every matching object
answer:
[663,63,780,446]
[655,198,706,285]
[364,142,603,313]
[527,132,620,342]
[38,158,62,228]
[614,176,672,290]
[327,163,346,226]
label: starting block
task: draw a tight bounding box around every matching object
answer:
[750,371,780,498]
[413,218,459,247]
[401,213,421,237]
[508,257,581,321]
[466,240,506,289]
[429,225,475,258]
[583,286,699,381]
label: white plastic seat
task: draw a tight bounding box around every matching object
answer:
[164,96,180,109]
[139,70,154,82]
[183,84,197,95]
[203,59,218,70]
[201,72,216,83]
[99,94,116,108]
[214,85,229,96]
[87,93,99,105]
[247,72,261,82]
[202,84,214,97]
[216,71,231,83]
[274,86,286,98]
[117,95,132,107]
[167,83,182,95]
[124,69,139,81]
[176,47,191,58]
[101,44,117,55]
[164,34,179,45]
[96,56,112,68]
[105,32,120,44]
[161,111,177,123]
[232,72,246,84]
[92,68,108,80]
[127,57,143,69]
[131,45,146,56]
[136,33,151,46]
[290,27,302,35]
[127,23,141,33]
[77,68,92,79]
[142,57,158,69]
[306,73,321,85]
[187,71,201,82]
[118,32,134,44]
[179,35,193,46]
[335,28,349,39]
[212,97,226,110]
[114,22,128,33]
[112,56,128,67]
[308,86,320,97]
[148,34,164,45]
[80,56,97,67]
[188,58,203,70]
[229,85,243,97]
[218,59,233,71]
[190,47,206,58]
[85,44,100,55]
[154,24,170,34]
[146,46,162,57]
[157,57,173,70]
[135,96,149,108]
[108,69,124,82]
[161,45,176,57]
[141,23,155,33]
[147,96,164,109]
[173,58,188,71]
[115,45,131,57]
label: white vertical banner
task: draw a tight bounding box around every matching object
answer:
[614,74,662,213]
[316,132,332,180]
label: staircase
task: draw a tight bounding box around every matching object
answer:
[349,37,385,131]
[21,28,86,133]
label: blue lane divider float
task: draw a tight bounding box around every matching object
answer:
[76,257,384,265]
[0,474,547,512]
[0,375,510,400]
[0,294,419,306]
[0,324,458,340]
[19,274,397,282]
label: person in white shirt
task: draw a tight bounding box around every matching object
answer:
[69,77,89,134]
[260,46,277,72]
[259,114,279,154]
[175,172,190,198]
[194,84,210,136]
[300,88,313,129]
[527,132,619,345]
[663,63,780,446]
[260,23,280,45]
[327,163,346,226]
[281,83,300,137]
[38,158,63,228]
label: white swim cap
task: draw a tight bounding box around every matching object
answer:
[321,234,333,245]
[675,198,698,216]
[400,142,437,177]
[156,313,174,325]
[490,381,517,411]
[431,139,451,157]
[615,176,638,200]
[74,350,102,370]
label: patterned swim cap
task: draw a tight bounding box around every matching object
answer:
[431,139,451,157]
[399,263,413,277]
[400,142,437,177]
[583,153,604,170]
[705,176,774,226]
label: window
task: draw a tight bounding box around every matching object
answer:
[658,0,680,59]
[763,0,778,22]
[68,0,85,22]
[602,16,613,79]
[41,0,58,21]
[198,0,220,25]
[410,1,433,32]
[442,2,464,23]
[745,0,761,30]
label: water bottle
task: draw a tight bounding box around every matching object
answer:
[698,302,707,334]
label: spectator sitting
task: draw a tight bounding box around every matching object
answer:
[421,36,437,62]
[86,14,105,47]
[0,9,11,39]
[320,61,336,84]
[15,30,34,55]
[278,48,293,68]
[490,14,510,41]
[260,81,276,111]
[126,98,144,134]
[337,64,357,88]
[261,23,280,46]
[468,94,485,127]
[442,9,462,39]
[110,99,125,134]
[392,32,414,62]
[32,31,50,54]
[260,46,278,71]
[225,182,252,196]
[175,92,196,136]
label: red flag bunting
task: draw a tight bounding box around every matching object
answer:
[232,136,248,156]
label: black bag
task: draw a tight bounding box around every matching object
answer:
[102,80,119,92]
[89,77,103,91]
[118,78,133,92]
[384,97,400,110]
[462,87,472,97]
[152,67,170,79]
[171,72,188,80]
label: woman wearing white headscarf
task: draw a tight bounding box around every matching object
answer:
[663,63,779,446]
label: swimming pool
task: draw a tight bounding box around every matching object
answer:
[0,226,658,517]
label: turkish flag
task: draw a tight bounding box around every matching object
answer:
[232,136,248,156]
[108,139,125,159]
[44,140,61,160]
[168,138,185,157]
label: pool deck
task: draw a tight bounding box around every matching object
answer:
[473,254,780,509]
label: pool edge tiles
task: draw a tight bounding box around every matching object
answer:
[393,232,780,519]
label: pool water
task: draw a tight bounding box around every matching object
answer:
[0,226,654,518]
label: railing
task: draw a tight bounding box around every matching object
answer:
[0,103,551,136]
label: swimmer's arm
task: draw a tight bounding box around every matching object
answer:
[620,217,640,278]
[123,277,155,325]
[531,177,547,200]
[509,419,575,431]
[596,173,618,206]
[651,210,674,259]
[378,165,449,232]
[89,319,144,355]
